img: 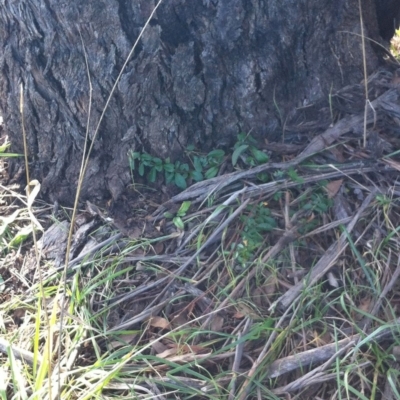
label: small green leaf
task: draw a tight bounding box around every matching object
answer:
[236,133,246,143]
[246,156,256,166]
[173,217,184,230]
[287,168,304,183]
[165,171,174,184]
[174,173,187,189]
[246,134,257,145]
[250,147,269,163]
[205,166,219,179]
[177,201,191,216]
[207,149,225,159]
[138,163,145,176]
[164,212,174,219]
[180,163,190,172]
[193,157,202,172]
[0,143,11,152]
[163,163,175,173]
[186,144,195,151]
[258,222,276,231]
[200,156,208,166]
[191,170,203,181]
[232,144,249,166]
[148,168,157,182]
[172,217,185,231]
[9,225,33,247]
[256,172,269,182]
[130,151,141,160]
[141,153,152,162]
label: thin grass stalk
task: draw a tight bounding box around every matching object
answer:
[20,84,53,398]
[358,0,369,148]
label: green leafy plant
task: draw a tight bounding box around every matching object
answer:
[296,183,333,234]
[233,202,277,266]
[129,133,270,190]
[128,148,225,190]
[232,133,269,167]
[0,142,23,157]
[164,201,191,230]
[241,202,277,244]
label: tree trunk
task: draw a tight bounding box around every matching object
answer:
[0,0,393,204]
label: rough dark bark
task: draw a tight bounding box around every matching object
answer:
[0,0,392,204]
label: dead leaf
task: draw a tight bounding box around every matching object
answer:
[327,272,339,288]
[353,297,373,321]
[180,344,208,354]
[107,333,137,350]
[234,303,260,319]
[151,340,168,354]
[153,241,164,255]
[358,297,372,313]
[392,346,400,361]
[157,347,179,359]
[149,316,170,330]
[325,179,343,198]
[157,343,209,359]
[252,277,277,309]
[209,315,225,332]
[171,314,188,328]
[263,274,278,296]
[312,330,330,347]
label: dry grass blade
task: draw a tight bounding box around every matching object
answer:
[275,188,377,311]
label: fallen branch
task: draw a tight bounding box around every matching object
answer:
[267,317,400,380]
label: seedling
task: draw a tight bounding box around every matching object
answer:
[129,133,271,189]
[232,133,269,167]
[164,201,191,230]
[232,202,277,266]
[128,148,226,189]
[0,141,23,157]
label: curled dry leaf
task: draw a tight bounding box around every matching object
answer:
[327,272,339,288]
[151,340,168,354]
[234,303,260,320]
[359,297,373,312]
[209,315,225,332]
[157,347,179,359]
[107,333,138,350]
[149,316,170,330]
[157,343,209,359]
[252,275,278,309]
[325,179,343,198]
[153,241,164,255]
